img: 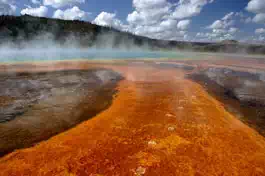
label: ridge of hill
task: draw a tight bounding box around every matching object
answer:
[0,15,265,54]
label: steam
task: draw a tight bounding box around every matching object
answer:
[0,21,264,64]
[0,26,263,63]
[0,31,172,62]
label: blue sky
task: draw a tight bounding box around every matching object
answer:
[1,0,265,43]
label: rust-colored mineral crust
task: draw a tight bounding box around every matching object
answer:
[0,63,265,176]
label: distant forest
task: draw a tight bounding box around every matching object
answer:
[0,15,265,55]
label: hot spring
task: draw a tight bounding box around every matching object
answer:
[0,48,197,62]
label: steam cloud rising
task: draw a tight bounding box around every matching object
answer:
[0,32,171,62]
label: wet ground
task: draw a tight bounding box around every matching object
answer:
[189,73,265,137]
[0,68,122,156]
[0,60,264,175]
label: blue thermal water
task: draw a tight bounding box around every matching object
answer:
[0,49,192,62]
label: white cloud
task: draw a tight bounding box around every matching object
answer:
[31,0,41,4]
[21,6,48,17]
[128,18,187,40]
[202,12,242,42]
[0,0,16,15]
[127,0,212,26]
[44,0,85,8]
[160,19,178,29]
[258,35,265,41]
[222,12,234,21]
[246,0,265,14]
[208,12,236,29]
[149,29,186,41]
[196,32,206,37]
[53,6,90,21]
[209,20,223,29]
[125,0,213,40]
[133,0,169,10]
[126,0,175,39]
[127,7,170,26]
[209,20,234,29]
[206,28,238,41]
[213,29,227,35]
[228,27,238,34]
[131,20,187,40]
[134,25,164,36]
[93,12,128,30]
[125,0,211,40]
[127,0,171,26]
[246,0,265,24]
[252,13,265,23]
[172,0,214,19]
[196,32,220,41]
[93,9,181,40]
[235,12,253,24]
[137,19,178,35]
[127,11,142,24]
[255,28,265,34]
[235,12,244,18]
[219,33,234,40]
[177,20,191,30]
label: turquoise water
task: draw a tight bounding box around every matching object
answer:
[1,47,264,63]
[0,49,192,62]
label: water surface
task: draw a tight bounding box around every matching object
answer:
[0,49,191,62]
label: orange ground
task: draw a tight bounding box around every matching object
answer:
[0,64,265,176]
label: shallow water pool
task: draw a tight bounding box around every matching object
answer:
[0,48,196,62]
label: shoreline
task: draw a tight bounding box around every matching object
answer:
[0,67,123,157]
[188,74,265,137]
